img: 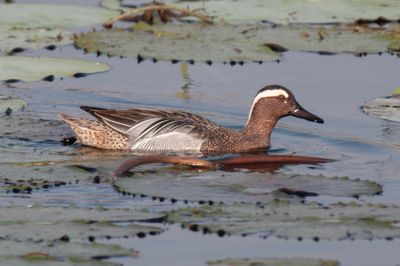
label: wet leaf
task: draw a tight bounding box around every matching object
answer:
[0,240,134,266]
[172,0,400,24]
[0,115,128,195]
[74,23,280,63]
[389,38,400,52]
[207,257,339,266]
[0,178,68,194]
[75,23,395,63]
[0,3,118,29]
[114,169,382,204]
[0,205,164,241]
[0,56,110,82]
[0,116,77,163]
[168,200,400,240]
[0,27,73,54]
[0,95,26,113]
[0,2,113,53]
[361,96,400,122]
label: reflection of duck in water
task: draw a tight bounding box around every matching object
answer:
[59,85,323,153]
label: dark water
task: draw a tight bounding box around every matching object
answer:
[1,1,400,264]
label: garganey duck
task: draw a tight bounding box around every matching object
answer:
[59,85,323,153]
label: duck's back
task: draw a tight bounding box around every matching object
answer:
[62,107,229,153]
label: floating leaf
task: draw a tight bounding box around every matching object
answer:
[168,200,400,240]
[172,0,400,24]
[0,116,77,163]
[207,257,339,266]
[0,205,164,241]
[0,115,127,196]
[0,240,133,266]
[75,23,395,63]
[389,38,400,52]
[0,56,110,82]
[361,96,400,122]
[0,4,118,29]
[0,3,117,52]
[0,178,68,194]
[74,23,280,63]
[0,27,72,54]
[114,169,382,204]
[257,24,393,54]
[0,95,26,113]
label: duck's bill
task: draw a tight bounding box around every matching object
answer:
[291,105,324,124]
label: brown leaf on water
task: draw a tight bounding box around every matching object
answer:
[104,3,213,28]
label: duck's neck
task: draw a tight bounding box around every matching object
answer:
[242,111,279,148]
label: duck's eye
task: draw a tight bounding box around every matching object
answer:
[278,95,288,103]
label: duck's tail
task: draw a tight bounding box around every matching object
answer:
[59,113,106,148]
[59,113,128,150]
[59,113,99,131]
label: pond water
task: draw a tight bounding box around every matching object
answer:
[1,43,400,265]
[1,1,400,264]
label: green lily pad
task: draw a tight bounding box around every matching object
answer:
[74,23,280,63]
[0,205,164,241]
[168,200,400,240]
[172,0,400,24]
[0,115,127,194]
[0,4,118,29]
[0,240,133,266]
[0,157,123,195]
[0,95,26,113]
[0,116,78,164]
[0,27,72,54]
[0,56,110,82]
[0,3,117,53]
[0,178,68,194]
[114,169,382,204]
[258,24,393,54]
[207,257,339,266]
[389,38,400,52]
[361,97,400,122]
[75,23,395,63]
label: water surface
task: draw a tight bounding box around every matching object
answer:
[1,36,400,265]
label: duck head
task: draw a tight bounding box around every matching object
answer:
[246,85,324,127]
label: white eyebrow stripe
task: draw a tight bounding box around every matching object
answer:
[254,89,289,100]
[246,89,289,125]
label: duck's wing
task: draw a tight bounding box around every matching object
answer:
[80,106,224,151]
[81,106,221,135]
[128,117,211,151]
